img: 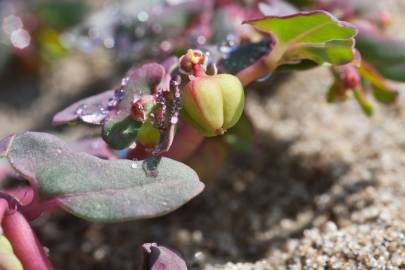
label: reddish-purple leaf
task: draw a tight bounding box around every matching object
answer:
[1,132,204,222]
[102,63,166,149]
[139,243,187,270]
[52,90,115,125]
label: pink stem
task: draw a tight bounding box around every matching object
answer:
[128,121,204,162]
[236,58,272,86]
[0,199,7,223]
[3,211,54,270]
[163,122,204,161]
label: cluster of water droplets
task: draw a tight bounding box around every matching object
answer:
[62,1,188,61]
[74,88,127,125]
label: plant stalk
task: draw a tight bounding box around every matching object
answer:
[3,211,54,270]
[236,58,273,86]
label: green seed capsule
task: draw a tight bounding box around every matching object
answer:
[183,74,245,137]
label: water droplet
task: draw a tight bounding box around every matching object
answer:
[142,156,160,177]
[162,201,168,206]
[160,40,172,52]
[107,97,118,108]
[2,15,23,34]
[103,37,115,48]
[81,111,108,124]
[120,77,128,86]
[129,142,137,150]
[194,251,206,262]
[10,28,31,49]
[170,116,178,124]
[131,161,138,169]
[75,104,108,124]
[75,104,87,115]
[137,11,149,22]
[196,35,206,45]
[257,71,272,82]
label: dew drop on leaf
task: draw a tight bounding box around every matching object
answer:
[142,156,160,177]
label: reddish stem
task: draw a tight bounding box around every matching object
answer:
[192,64,207,77]
[3,211,54,270]
[236,58,272,86]
[0,199,7,223]
[164,122,204,161]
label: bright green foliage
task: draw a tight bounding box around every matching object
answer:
[246,11,357,67]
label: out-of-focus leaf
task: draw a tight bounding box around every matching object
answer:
[217,40,271,74]
[358,62,397,103]
[52,90,114,125]
[34,1,89,30]
[356,31,405,82]
[0,44,11,73]
[1,132,204,222]
[246,11,357,67]
[139,243,187,270]
[353,87,373,116]
[326,79,350,103]
[223,113,254,154]
[186,137,227,181]
[0,235,24,270]
[38,28,68,62]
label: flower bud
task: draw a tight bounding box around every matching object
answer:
[182,73,244,137]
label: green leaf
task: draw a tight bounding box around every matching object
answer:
[0,235,24,270]
[246,11,357,67]
[358,62,398,103]
[223,113,254,154]
[353,87,373,116]
[102,116,141,150]
[356,31,405,82]
[217,41,271,74]
[0,44,11,73]
[2,132,204,223]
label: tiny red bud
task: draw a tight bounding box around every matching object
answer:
[130,99,145,122]
[338,65,360,89]
[179,49,206,76]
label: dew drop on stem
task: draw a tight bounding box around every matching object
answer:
[257,71,272,82]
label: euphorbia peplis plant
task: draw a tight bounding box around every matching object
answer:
[1,1,402,267]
